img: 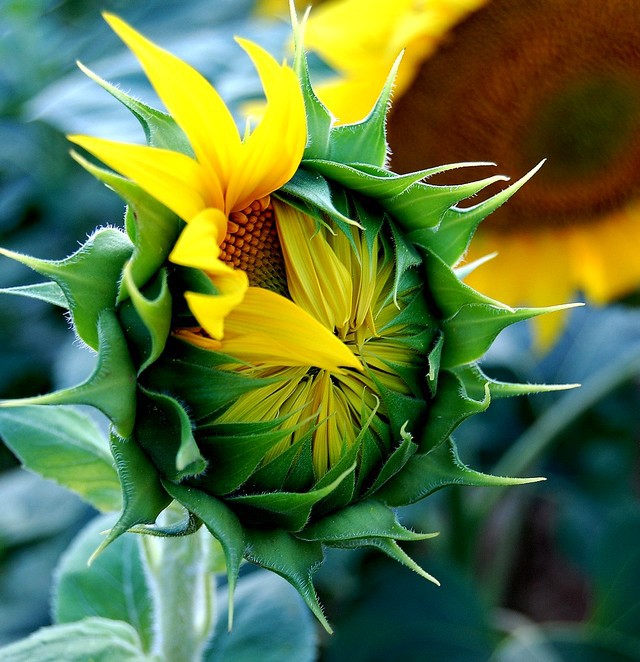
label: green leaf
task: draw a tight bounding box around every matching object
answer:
[53,513,154,653]
[0,617,152,662]
[383,171,509,231]
[1,310,137,438]
[377,438,543,507]
[305,159,434,200]
[424,246,510,319]
[143,340,268,421]
[195,417,309,495]
[300,498,434,544]
[0,228,133,350]
[425,160,545,266]
[441,302,580,368]
[0,281,67,308]
[422,370,490,450]
[364,430,418,497]
[292,11,331,161]
[277,167,359,227]
[162,481,245,630]
[244,528,330,633]
[205,570,318,662]
[0,406,120,512]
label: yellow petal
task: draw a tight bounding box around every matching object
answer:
[169,208,229,273]
[69,135,213,220]
[305,0,487,123]
[103,13,240,193]
[274,202,352,331]
[221,288,363,373]
[185,270,249,341]
[224,39,307,212]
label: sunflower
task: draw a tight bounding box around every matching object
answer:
[305,0,640,345]
[0,10,573,629]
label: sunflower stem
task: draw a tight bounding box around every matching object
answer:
[141,509,216,662]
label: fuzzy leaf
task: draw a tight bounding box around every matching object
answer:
[326,54,400,167]
[0,406,120,512]
[144,340,268,421]
[441,302,580,368]
[244,528,330,633]
[421,370,490,451]
[71,154,181,297]
[384,172,509,231]
[425,160,545,266]
[54,513,154,652]
[292,11,332,161]
[277,167,359,227]
[305,159,434,200]
[0,617,151,662]
[0,229,133,350]
[299,498,434,544]
[121,265,172,371]
[77,61,193,154]
[364,431,418,497]
[195,418,308,495]
[136,388,206,480]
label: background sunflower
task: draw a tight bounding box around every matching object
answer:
[305,0,640,347]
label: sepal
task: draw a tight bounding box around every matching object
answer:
[162,481,245,630]
[377,438,544,507]
[0,281,68,308]
[244,528,331,634]
[0,310,137,437]
[0,229,133,350]
[92,431,172,562]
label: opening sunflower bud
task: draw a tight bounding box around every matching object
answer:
[0,8,578,631]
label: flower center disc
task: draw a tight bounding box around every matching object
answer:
[387,0,640,230]
[219,195,289,293]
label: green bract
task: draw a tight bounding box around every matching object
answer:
[0,13,575,631]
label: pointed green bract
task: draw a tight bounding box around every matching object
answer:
[377,439,544,507]
[244,528,330,634]
[1,310,137,437]
[0,229,132,350]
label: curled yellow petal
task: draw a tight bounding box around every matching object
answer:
[169,209,229,273]
[185,270,249,341]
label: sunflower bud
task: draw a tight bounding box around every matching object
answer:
[0,10,576,631]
